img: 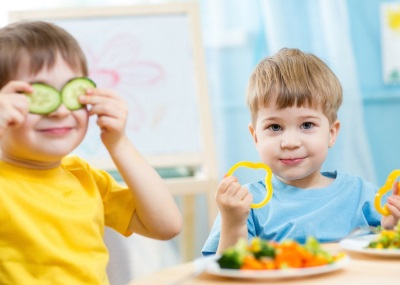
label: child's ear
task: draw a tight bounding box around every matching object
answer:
[248,123,258,143]
[328,120,340,148]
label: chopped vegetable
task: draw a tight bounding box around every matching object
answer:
[25,77,96,114]
[26,83,61,114]
[367,220,400,249]
[61,77,96,110]
[217,236,342,270]
[217,238,248,269]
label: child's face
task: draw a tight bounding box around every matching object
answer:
[1,55,88,165]
[248,104,339,188]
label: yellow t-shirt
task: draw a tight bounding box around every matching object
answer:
[0,155,135,285]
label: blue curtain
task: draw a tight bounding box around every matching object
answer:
[202,0,377,183]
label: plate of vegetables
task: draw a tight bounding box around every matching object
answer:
[205,237,349,279]
[339,221,400,257]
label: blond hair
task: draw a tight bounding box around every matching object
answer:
[0,21,88,88]
[246,48,342,126]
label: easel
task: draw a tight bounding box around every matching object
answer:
[141,3,220,260]
[9,2,219,262]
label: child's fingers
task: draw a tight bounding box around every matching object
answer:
[8,107,27,125]
[386,203,400,219]
[96,115,125,132]
[237,186,250,200]
[0,93,29,127]
[243,191,253,204]
[217,176,238,194]
[388,194,400,205]
[89,101,126,117]
[80,90,127,120]
[218,181,250,206]
[0,81,33,121]
[393,181,399,196]
[80,96,125,109]
[387,193,400,219]
[80,87,123,102]
[224,182,242,198]
[0,80,32,94]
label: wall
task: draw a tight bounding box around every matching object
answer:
[348,0,400,185]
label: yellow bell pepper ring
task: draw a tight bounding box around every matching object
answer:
[374,169,400,216]
[226,161,273,209]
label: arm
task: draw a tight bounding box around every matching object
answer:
[216,175,253,253]
[0,81,31,137]
[79,88,182,240]
[381,181,400,229]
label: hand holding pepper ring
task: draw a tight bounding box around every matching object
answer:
[226,161,273,209]
[375,169,400,216]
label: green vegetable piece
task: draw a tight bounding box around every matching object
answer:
[253,240,275,259]
[26,83,62,114]
[217,248,243,269]
[304,236,321,254]
[61,77,96,110]
[304,236,333,263]
[26,77,96,114]
[217,238,249,269]
[368,241,378,248]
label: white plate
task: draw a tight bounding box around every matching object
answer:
[204,255,350,279]
[339,234,400,257]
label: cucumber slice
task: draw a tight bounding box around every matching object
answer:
[61,77,96,110]
[26,83,62,114]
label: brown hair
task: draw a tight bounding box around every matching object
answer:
[246,48,342,126]
[0,20,88,88]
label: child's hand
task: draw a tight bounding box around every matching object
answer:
[79,88,128,148]
[216,175,253,226]
[0,81,31,136]
[381,181,400,229]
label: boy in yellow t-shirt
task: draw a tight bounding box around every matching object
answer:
[0,21,182,284]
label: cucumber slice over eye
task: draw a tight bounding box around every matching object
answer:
[61,77,96,110]
[26,83,62,114]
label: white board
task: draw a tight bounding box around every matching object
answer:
[9,3,214,170]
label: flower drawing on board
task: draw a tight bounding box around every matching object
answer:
[81,33,165,132]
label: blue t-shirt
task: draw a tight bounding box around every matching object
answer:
[202,171,383,256]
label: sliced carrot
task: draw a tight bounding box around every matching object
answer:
[240,256,264,270]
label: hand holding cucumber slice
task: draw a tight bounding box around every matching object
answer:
[27,84,62,115]
[26,77,96,114]
[61,77,96,111]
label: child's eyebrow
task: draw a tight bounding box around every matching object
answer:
[259,116,282,124]
[299,115,322,120]
[260,115,322,123]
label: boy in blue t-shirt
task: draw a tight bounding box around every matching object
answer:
[202,48,400,256]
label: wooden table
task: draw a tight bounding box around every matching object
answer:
[128,243,400,285]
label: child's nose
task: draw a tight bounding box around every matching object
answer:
[48,103,71,117]
[280,132,301,149]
